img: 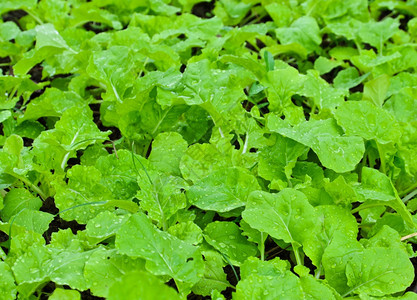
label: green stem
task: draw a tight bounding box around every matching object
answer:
[376,142,386,174]
[402,188,417,204]
[351,203,385,214]
[26,9,43,25]
[400,182,417,198]
[260,232,265,261]
[292,244,302,266]
[13,174,47,200]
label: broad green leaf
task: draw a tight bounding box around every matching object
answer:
[12,245,95,295]
[345,247,414,297]
[304,205,359,268]
[187,167,260,212]
[49,288,80,300]
[324,176,357,207]
[12,209,54,235]
[258,134,307,187]
[234,257,339,299]
[1,188,42,222]
[95,150,139,200]
[314,56,342,75]
[355,167,414,228]
[136,170,187,229]
[322,233,364,294]
[167,221,203,245]
[362,74,390,107]
[268,116,365,173]
[115,212,204,294]
[52,165,113,223]
[14,24,77,75]
[301,70,347,111]
[84,248,145,298]
[85,211,129,240]
[261,66,305,112]
[192,250,230,296]
[275,16,321,54]
[358,18,399,53]
[86,46,135,102]
[149,132,188,176]
[335,101,401,144]
[107,271,181,300]
[0,261,16,300]
[204,221,258,266]
[32,106,110,172]
[180,143,231,183]
[333,67,370,90]
[242,189,318,247]
[19,88,85,123]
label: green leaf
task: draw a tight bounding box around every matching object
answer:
[136,170,187,229]
[14,24,77,75]
[322,233,364,294]
[335,101,401,144]
[167,221,203,245]
[115,212,204,294]
[362,74,390,107]
[86,46,135,102]
[52,165,112,223]
[204,221,258,266]
[32,106,110,172]
[314,56,342,75]
[261,66,305,112]
[12,209,54,235]
[180,143,231,183]
[49,288,80,300]
[187,167,260,212]
[275,16,321,54]
[242,189,318,248]
[0,261,16,300]
[333,67,370,90]
[358,18,399,53]
[234,257,300,299]
[84,247,145,298]
[304,205,359,268]
[355,167,414,228]
[94,150,139,200]
[19,88,85,122]
[344,247,414,297]
[1,188,42,222]
[149,132,188,176]
[268,116,365,173]
[85,211,129,240]
[258,134,307,188]
[301,70,347,111]
[192,250,230,296]
[107,271,181,300]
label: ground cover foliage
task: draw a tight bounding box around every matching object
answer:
[1,0,417,299]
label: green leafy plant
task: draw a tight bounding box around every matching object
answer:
[1,0,417,299]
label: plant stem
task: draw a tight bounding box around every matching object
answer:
[260,232,265,261]
[292,244,302,266]
[351,203,384,214]
[13,174,47,200]
[402,188,417,204]
[376,142,386,174]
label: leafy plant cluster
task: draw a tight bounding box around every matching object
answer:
[1,0,417,299]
